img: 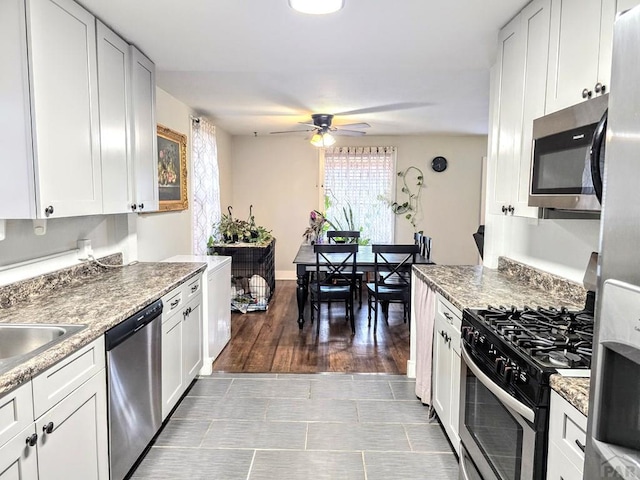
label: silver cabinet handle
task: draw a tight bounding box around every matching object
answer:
[191,284,198,293]
[595,82,606,94]
[170,299,180,309]
[582,88,593,99]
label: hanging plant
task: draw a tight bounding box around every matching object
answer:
[379,166,424,230]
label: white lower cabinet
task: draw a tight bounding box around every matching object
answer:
[35,369,108,480]
[546,390,587,480]
[0,337,108,480]
[161,276,204,420]
[432,294,462,454]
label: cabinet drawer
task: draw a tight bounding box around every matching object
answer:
[548,391,587,470]
[32,336,105,418]
[436,294,462,333]
[0,381,34,448]
[183,274,202,302]
[162,286,183,322]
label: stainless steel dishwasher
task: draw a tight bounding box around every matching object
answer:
[105,299,163,480]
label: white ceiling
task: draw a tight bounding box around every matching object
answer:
[78,0,529,136]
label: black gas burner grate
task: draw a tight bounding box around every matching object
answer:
[474,305,594,369]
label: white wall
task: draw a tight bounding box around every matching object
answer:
[231,134,487,278]
[135,88,194,260]
[485,213,600,283]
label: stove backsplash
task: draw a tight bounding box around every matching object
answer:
[498,257,588,307]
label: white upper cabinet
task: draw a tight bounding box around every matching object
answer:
[516,0,551,217]
[1,0,103,219]
[546,0,640,114]
[97,21,135,215]
[130,47,159,213]
[487,2,546,220]
[486,15,524,217]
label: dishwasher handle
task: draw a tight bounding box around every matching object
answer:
[105,299,163,350]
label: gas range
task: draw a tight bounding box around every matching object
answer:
[462,303,594,409]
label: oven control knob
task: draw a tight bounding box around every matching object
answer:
[495,357,506,374]
[503,366,513,383]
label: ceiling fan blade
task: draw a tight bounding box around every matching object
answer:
[335,102,430,116]
[333,122,370,129]
[269,128,315,134]
[333,129,367,136]
[298,122,319,128]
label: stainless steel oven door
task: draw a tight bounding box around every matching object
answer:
[459,346,537,480]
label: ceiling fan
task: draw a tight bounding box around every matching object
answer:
[270,113,370,146]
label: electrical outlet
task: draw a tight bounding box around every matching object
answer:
[77,239,92,261]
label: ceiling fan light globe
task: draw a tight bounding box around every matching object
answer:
[310,133,324,147]
[322,132,336,146]
[288,0,344,15]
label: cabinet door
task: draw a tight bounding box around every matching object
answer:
[448,344,462,455]
[36,369,108,480]
[28,0,103,218]
[130,47,158,212]
[97,21,134,215]
[546,443,583,480]
[546,0,603,113]
[515,0,550,218]
[432,316,452,426]
[183,300,203,384]
[597,0,640,93]
[0,0,36,219]
[486,15,524,216]
[0,424,38,480]
[161,313,183,420]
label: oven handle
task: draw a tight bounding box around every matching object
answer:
[461,345,535,423]
[460,449,473,480]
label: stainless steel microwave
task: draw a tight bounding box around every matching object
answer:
[529,95,608,211]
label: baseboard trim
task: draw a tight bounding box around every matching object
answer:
[406,360,416,379]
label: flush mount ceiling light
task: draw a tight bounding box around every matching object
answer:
[310,131,336,147]
[288,0,344,15]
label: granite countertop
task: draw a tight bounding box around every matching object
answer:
[412,260,586,311]
[412,257,589,414]
[0,260,206,396]
[550,375,590,417]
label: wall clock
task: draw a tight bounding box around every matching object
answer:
[431,156,448,172]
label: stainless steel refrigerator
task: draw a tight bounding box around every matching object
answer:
[584,5,640,480]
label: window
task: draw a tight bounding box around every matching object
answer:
[322,146,396,243]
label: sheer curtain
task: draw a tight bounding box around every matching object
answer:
[323,146,396,243]
[191,117,220,255]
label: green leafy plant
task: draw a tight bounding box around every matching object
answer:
[211,205,272,246]
[379,166,424,231]
[324,192,370,245]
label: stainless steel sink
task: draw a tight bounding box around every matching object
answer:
[0,324,86,375]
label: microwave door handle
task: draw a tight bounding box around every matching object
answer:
[590,109,608,204]
[461,345,535,423]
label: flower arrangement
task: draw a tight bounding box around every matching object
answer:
[302,210,327,245]
[158,148,178,186]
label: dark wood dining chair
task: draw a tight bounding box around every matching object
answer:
[326,230,364,307]
[421,235,432,261]
[366,244,420,331]
[310,243,358,335]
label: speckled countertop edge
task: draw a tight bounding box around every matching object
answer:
[0,261,207,396]
[549,375,590,417]
[412,264,585,311]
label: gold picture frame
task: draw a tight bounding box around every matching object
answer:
[157,124,188,212]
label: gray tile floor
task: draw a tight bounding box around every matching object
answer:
[131,373,458,479]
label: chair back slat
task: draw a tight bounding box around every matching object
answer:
[327,230,360,244]
[314,243,358,286]
[421,235,432,260]
[372,244,419,288]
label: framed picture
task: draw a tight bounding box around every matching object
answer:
[157,124,188,212]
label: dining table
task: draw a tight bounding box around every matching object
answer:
[292,243,435,329]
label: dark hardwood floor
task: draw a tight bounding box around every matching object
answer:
[212,280,410,374]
